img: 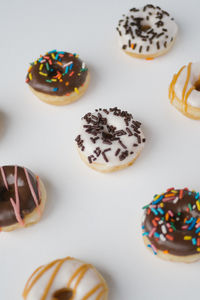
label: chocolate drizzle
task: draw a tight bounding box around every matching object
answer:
[142,188,200,256]
[0,166,40,227]
[26,50,88,96]
[75,107,145,164]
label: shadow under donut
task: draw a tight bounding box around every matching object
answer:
[0,111,7,141]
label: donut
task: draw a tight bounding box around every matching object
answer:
[142,187,200,263]
[75,107,145,172]
[26,50,90,105]
[22,256,108,300]
[116,4,178,59]
[0,165,46,232]
[169,62,200,119]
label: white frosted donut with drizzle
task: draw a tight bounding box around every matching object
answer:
[169,62,200,119]
[75,107,145,172]
[116,4,178,59]
[23,257,108,300]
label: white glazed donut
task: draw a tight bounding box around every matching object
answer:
[75,107,146,172]
[116,4,178,59]
[23,257,108,300]
[169,62,200,119]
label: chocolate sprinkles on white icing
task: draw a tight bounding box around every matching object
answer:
[116,4,178,56]
[75,107,145,166]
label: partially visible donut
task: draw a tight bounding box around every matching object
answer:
[142,187,200,262]
[26,50,90,105]
[0,165,46,232]
[75,107,146,172]
[169,61,200,119]
[116,4,178,59]
[23,257,108,300]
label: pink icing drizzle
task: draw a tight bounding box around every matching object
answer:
[0,166,24,226]
[0,166,41,226]
[0,167,8,190]
[24,167,41,216]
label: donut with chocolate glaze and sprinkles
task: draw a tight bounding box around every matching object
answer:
[26,50,90,105]
[116,4,178,59]
[23,256,108,300]
[142,188,200,262]
[75,107,145,172]
[0,165,46,232]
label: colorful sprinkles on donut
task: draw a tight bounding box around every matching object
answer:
[142,188,200,262]
[116,4,178,59]
[75,107,145,172]
[26,50,89,105]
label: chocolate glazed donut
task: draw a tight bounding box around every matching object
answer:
[142,188,200,262]
[0,166,46,231]
[26,51,88,96]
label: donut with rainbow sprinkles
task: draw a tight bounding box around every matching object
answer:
[142,187,200,262]
[26,50,90,105]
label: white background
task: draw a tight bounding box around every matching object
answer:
[0,0,200,299]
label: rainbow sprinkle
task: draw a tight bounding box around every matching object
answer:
[142,188,200,255]
[26,50,88,96]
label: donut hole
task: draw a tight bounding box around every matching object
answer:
[171,212,195,231]
[52,288,73,300]
[141,24,151,32]
[49,68,58,77]
[194,79,200,91]
[172,213,186,230]
[48,64,64,78]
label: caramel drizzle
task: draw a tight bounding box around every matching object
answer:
[68,264,106,300]
[96,288,108,300]
[82,283,105,300]
[67,263,90,288]
[23,265,43,296]
[184,86,195,111]
[169,65,185,103]
[0,166,41,226]
[182,62,192,112]
[169,63,194,112]
[23,258,106,300]
[23,259,61,299]
[69,264,91,299]
[41,257,70,300]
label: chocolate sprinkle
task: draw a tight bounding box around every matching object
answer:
[117,5,176,54]
[75,107,145,165]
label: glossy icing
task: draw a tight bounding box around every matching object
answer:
[0,166,40,227]
[142,188,200,256]
[23,257,108,300]
[75,107,145,167]
[169,61,200,109]
[116,4,178,56]
[26,50,88,96]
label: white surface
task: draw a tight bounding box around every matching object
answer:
[0,0,200,299]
